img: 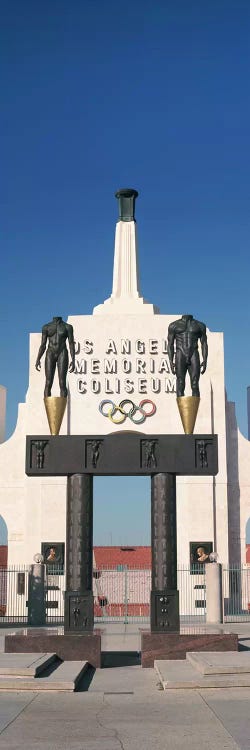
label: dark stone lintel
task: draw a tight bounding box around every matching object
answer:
[26,434,218,477]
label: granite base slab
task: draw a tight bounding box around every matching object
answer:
[186,650,250,675]
[5,629,101,668]
[0,652,56,676]
[0,660,88,692]
[154,659,250,689]
[140,630,238,668]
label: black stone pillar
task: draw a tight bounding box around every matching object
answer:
[28,563,46,627]
[151,473,179,631]
[64,474,94,633]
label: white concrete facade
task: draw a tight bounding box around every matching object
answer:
[0,386,6,444]
[0,200,249,567]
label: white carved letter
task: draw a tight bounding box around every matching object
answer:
[106,340,117,354]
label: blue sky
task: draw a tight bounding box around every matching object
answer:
[1,1,250,545]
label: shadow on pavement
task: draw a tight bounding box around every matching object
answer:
[77,652,141,691]
[239,638,250,651]
[77,665,96,691]
[101,651,141,667]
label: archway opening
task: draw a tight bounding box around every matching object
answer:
[93,476,150,548]
[93,476,151,622]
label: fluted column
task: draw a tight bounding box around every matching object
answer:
[111,219,141,299]
[93,188,159,314]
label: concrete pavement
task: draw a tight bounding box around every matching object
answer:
[1,670,250,750]
[0,623,250,749]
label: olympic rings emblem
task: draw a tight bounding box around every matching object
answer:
[99,399,156,425]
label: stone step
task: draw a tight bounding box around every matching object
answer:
[155,659,250,690]
[0,653,56,677]
[0,660,89,691]
[186,651,250,675]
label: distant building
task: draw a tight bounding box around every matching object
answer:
[94,546,151,569]
[0,546,7,568]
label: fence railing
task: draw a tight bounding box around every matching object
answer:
[1,564,249,626]
[0,566,30,623]
[0,564,207,625]
[223,565,250,622]
[45,567,66,624]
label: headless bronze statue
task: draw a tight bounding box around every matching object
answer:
[167,314,208,397]
[35,317,75,397]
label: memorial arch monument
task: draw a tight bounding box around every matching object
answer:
[0,187,249,578]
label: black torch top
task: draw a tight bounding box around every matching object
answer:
[115,188,139,222]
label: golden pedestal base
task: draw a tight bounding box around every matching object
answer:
[44,396,67,436]
[176,396,200,435]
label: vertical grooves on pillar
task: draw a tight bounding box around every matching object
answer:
[124,223,131,295]
[124,224,128,294]
[134,224,140,296]
[112,223,121,297]
[66,474,93,592]
[151,473,177,591]
[127,224,131,294]
[111,222,140,300]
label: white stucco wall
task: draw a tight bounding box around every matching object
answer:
[0,310,235,567]
[0,385,6,444]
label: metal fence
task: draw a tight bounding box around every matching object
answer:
[1,564,250,626]
[44,567,66,624]
[178,565,206,622]
[93,565,207,623]
[0,566,30,624]
[0,564,207,626]
[93,566,151,623]
[223,565,250,622]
